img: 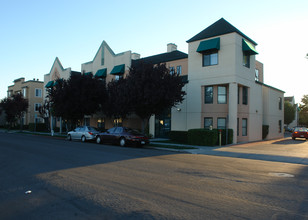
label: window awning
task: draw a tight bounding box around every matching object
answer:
[110,64,125,75]
[95,68,107,78]
[242,39,258,55]
[45,81,54,88]
[197,38,220,53]
[84,72,92,76]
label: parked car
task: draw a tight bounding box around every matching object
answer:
[292,127,308,140]
[96,127,149,147]
[67,126,99,142]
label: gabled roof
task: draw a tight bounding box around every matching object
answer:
[132,50,188,66]
[187,18,257,45]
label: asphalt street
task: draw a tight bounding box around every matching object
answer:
[0,132,308,219]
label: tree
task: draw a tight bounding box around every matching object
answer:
[47,73,107,128]
[299,94,308,126]
[104,78,131,125]
[0,93,28,129]
[284,101,295,126]
[38,100,51,131]
[125,62,186,132]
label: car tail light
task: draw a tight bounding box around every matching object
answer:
[88,132,93,135]
[294,132,298,134]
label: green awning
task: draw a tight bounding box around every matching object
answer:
[84,72,92,76]
[197,38,220,53]
[242,39,258,55]
[45,81,54,88]
[95,68,107,78]
[110,64,125,75]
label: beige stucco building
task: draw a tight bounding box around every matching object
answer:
[42,18,284,143]
[7,77,44,125]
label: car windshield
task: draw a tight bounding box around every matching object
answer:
[294,127,308,132]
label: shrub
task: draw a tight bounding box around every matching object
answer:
[188,129,218,146]
[169,131,188,143]
[262,125,269,140]
[187,128,233,146]
[214,129,233,145]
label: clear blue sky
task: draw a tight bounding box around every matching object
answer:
[1,0,308,103]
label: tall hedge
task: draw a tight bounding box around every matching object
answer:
[187,128,233,146]
[28,123,47,132]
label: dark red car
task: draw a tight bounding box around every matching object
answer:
[292,127,308,140]
[95,127,149,147]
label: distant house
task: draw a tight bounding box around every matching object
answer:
[284,96,298,128]
[7,77,44,125]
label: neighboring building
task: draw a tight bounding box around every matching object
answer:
[184,18,284,143]
[284,96,299,128]
[7,77,44,125]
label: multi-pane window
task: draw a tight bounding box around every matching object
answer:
[279,120,282,133]
[34,103,41,112]
[242,118,248,136]
[203,50,218,66]
[204,117,213,129]
[243,52,250,68]
[238,87,240,104]
[279,97,282,110]
[242,87,248,105]
[170,67,175,74]
[218,86,227,104]
[35,88,42,97]
[204,86,213,104]
[22,88,27,98]
[217,118,226,129]
[176,65,182,75]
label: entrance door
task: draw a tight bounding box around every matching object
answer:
[155,109,171,138]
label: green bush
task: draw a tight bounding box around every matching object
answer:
[262,125,269,140]
[214,129,233,145]
[169,131,188,143]
[28,123,47,132]
[188,129,218,146]
[187,128,233,146]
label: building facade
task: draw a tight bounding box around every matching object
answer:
[7,77,44,125]
[284,96,299,128]
[41,18,284,143]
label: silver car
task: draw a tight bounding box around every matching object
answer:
[67,126,99,142]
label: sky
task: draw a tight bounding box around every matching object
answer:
[1,0,308,103]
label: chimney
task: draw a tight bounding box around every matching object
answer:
[167,43,177,52]
[131,53,141,60]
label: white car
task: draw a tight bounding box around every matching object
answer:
[67,126,99,142]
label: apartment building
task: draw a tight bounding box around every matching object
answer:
[42,18,284,143]
[7,77,44,125]
[284,96,299,128]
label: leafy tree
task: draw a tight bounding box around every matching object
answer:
[105,78,131,125]
[47,73,107,128]
[0,93,28,129]
[126,62,186,132]
[284,101,295,126]
[299,94,308,126]
[38,100,51,131]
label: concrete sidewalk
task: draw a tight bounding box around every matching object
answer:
[150,137,308,165]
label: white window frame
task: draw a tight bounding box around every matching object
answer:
[34,103,41,112]
[35,88,42,97]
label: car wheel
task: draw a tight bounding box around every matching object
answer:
[68,134,72,141]
[119,138,126,147]
[81,135,86,142]
[96,136,101,144]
